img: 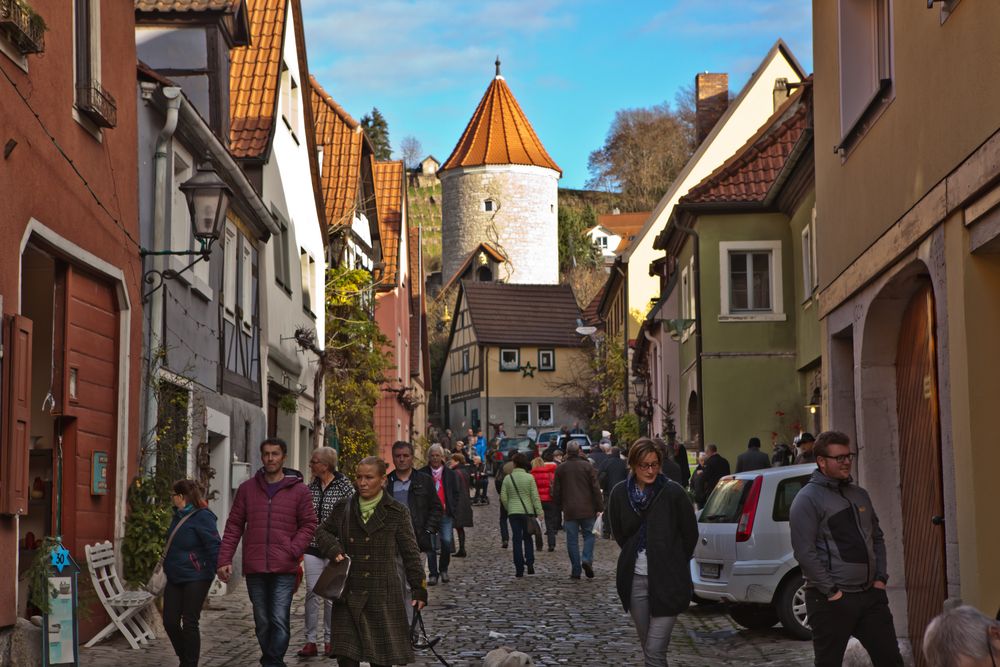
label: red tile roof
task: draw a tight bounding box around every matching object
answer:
[374,160,405,288]
[582,280,608,328]
[440,72,560,175]
[311,77,365,230]
[229,0,285,159]
[135,0,241,11]
[461,282,582,347]
[681,85,811,206]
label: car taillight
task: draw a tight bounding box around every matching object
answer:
[735,476,764,543]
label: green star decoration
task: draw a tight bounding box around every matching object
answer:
[520,362,536,378]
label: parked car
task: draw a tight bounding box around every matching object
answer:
[555,434,592,454]
[690,463,816,640]
[490,437,536,475]
[535,430,560,447]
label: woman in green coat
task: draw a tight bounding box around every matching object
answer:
[499,452,544,578]
[316,456,427,667]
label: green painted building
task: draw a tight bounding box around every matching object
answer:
[650,82,821,463]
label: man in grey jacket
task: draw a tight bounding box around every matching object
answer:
[790,431,903,667]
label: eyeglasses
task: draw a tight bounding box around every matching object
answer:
[818,453,855,464]
[636,461,661,471]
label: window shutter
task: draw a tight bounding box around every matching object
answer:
[1,315,32,515]
[241,237,252,328]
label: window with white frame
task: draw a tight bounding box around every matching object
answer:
[223,221,237,320]
[537,403,554,426]
[74,0,101,112]
[538,349,555,371]
[500,348,519,371]
[300,248,316,317]
[679,257,696,332]
[838,0,893,140]
[272,207,292,291]
[240,235,253,330]
[719,241,784,320]
[810,207,819,292]
[595,236,608,248]
[515,403,530,427]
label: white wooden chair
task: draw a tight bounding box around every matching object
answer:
[84,541,156,650]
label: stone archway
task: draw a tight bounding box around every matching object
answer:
[858,261,948,657]
[686,390,702,449]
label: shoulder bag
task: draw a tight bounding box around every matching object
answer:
[508,474,542,539]
[147,508,202,596]
[313,497,353,600]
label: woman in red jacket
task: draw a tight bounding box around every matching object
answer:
[531,450,560,552]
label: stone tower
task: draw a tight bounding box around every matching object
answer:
[439,59,561,285]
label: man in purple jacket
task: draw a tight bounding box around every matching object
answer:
[217,438,317,667]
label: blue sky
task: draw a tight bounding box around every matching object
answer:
[301,1,813,190]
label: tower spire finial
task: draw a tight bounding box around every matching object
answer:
[495,56,501,78]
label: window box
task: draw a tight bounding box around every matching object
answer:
[76,80,117,129]
[0,0,45,54]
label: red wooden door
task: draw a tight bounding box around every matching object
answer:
[895,283,946,663]
[2,315,32,516]
[59,267,119,564]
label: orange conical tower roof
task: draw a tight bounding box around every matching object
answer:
[440,59,561,175]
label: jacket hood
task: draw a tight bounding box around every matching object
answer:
[254,466,305,490]
[808,469,854,489]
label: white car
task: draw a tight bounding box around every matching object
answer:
[691,463,816,640]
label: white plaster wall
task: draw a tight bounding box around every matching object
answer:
[624,50,803,336]
[441,164,559,285]
[260,0,326,463]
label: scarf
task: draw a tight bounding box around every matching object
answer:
[359,492,382,523]
[626,472,667,554]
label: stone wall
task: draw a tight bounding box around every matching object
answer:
[440,165,559,285]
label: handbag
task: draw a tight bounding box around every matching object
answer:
[147,508,201,595]
[508,475,542,539]
[312,497,353,601]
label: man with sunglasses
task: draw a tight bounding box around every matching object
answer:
[790,431,903,666]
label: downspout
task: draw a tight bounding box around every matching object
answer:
[672,218,705,450]
[143,86,182,471]
[483,347,489,438]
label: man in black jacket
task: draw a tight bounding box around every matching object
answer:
[701,444,731,501]
[420,444,462,585]
[735,437,771,472]
[387,441,443,581]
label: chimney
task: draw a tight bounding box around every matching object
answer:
[695,73,729,145]
[773,78,790,111]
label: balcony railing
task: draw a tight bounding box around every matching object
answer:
[0,0,45,55]
[76,81,118,129]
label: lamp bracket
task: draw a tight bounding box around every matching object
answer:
[142,252,209,303]
[141,239,210,257]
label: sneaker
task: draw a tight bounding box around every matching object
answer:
[427,575,438,586]
[296,643,318,658]
[526,565,534,575]
[582,562,594,579]
[441,572,450,583]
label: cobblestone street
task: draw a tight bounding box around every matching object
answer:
[82,485,813,666]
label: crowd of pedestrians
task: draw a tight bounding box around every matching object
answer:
[151,426,992,667]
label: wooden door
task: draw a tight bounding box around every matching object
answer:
[895,283,946,661]
[1,315,32,516]
[60,266,119,563]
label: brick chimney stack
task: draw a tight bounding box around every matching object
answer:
[695,73,729,145]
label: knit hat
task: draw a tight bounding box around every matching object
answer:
[748,437,762,449]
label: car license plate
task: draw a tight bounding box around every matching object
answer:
[699,562,721,579]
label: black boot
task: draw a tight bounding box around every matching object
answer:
[455,532,467,558]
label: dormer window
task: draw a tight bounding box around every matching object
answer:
[483,199,495,212]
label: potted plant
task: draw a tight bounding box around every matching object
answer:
[0,0,46,54]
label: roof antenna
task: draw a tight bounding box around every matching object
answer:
[495,56,501,78]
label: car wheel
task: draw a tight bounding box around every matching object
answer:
[774,571,812,640]
[728,604,779,631]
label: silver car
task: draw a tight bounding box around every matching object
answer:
[691,463,816,640]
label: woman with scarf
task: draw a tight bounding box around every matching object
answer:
[607,438,698,666]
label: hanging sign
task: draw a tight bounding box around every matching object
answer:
[91,451,109,496]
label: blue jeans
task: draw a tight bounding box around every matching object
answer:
[245,573,296,667]
[508,515,534,575]
[564,517,596,576]
[427,515,453,577]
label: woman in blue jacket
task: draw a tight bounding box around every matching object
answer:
[163,479,221,667]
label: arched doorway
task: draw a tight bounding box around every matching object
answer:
[687,391,701,449]
[895,282,946,663]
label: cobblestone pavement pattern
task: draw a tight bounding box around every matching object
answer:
[82,482,814,666]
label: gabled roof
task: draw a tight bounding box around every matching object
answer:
[135,0,241,11]
[680,82,811,207]
[596,211,649,238]
[461,282,582,347]
[438,243,507,295]
[582,280,608,329]
[311,77,366,229]
[440,66,561,175]
[374,160,405,288]
[229,0,286,159]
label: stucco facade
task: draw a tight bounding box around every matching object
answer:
[440,164,559,285]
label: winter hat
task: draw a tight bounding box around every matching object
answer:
[747,437,762,449]
[798,432,816,444]
[601,430,611,439]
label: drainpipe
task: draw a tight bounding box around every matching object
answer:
[672,218,705,450]
[143,86,182,471]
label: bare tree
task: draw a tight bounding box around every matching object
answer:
[586,97,696,211]
[400,135,423,169]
